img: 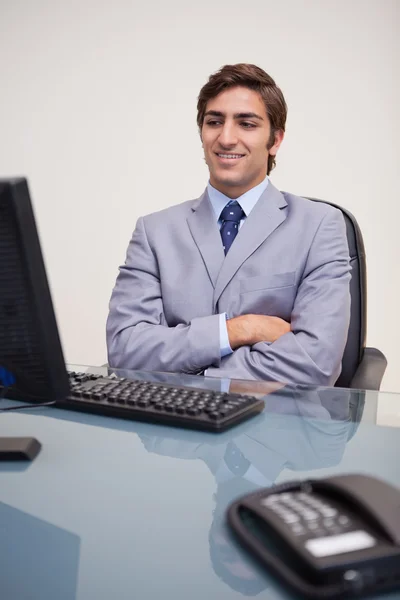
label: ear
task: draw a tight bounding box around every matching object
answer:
[269,130,285,156]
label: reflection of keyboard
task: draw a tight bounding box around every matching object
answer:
[56,372,264,432]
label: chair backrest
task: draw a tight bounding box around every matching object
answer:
[306,198,367,387]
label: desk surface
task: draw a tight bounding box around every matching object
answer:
[1,366,400,600]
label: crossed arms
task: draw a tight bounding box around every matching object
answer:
[106,208,351,386]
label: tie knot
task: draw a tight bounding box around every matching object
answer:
[220,201,245,223]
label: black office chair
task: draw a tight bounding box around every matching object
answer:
[306,198,387,390]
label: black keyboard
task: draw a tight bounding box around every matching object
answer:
[56,372,265,432]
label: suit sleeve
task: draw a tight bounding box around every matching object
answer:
[106,217,221,373]
[205,208,351,386]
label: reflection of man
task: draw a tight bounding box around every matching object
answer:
[107,63,351,386]
[209,477,268,596]
[139,386,360,595]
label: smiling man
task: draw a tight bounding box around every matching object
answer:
[106,64,351,386]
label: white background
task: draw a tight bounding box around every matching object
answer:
[0,0,399,390]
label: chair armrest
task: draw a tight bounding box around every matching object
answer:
[349,347,387,391]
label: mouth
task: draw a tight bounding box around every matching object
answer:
[215,152,245,164]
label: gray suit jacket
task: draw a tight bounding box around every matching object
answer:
[106,182,351,385]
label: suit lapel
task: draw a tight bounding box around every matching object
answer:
[187,190,225,288]
[213,183,288,307]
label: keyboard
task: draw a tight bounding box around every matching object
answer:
[56,372,265,432]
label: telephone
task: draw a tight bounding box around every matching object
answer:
[227,474,400,598]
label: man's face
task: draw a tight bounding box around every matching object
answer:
[201,86,284,198]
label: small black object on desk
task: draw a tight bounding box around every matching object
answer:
[0,437,41,461]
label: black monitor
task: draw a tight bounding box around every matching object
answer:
[0,177,69,403]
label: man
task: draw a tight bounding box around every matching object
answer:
[106,63,351,385]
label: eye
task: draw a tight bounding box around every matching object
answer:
[241,122,257,129]
[205,120,222,126]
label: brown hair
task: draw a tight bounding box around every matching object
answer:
[197,64,287,174]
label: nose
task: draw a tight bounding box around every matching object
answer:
[218,122,238,148]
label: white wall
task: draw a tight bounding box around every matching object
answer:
[1,0,399,390]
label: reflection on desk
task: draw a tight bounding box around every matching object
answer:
[0,502,80,600]
[137,384,362,596]
[1,367,368,600]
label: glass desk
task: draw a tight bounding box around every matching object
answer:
[1,365,399,600]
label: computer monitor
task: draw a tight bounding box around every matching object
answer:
[0,177,70,403]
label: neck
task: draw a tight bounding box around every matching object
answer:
[209,175,268,199]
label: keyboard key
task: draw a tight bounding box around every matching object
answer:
[261,495,280,506]
[323,519,336,528]
[303,511,319,521]
[320,507,338,518]
[292,523,305,535]
[208,411,220,420]
[282,512,300,524]
[137,399,150,407]
[280,493,293,501]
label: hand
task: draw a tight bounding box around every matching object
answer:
[229,379,286,396]
[227,314,290,350]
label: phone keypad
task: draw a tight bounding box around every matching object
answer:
[260,491,355,539]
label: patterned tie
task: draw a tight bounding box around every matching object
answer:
[220,201,245,255]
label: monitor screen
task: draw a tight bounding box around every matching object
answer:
[0,178,69,402]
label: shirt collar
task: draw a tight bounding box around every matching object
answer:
[207,175,269,221]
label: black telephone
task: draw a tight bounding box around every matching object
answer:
[227,474,400,598]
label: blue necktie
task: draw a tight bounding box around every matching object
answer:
[220,201,245,255]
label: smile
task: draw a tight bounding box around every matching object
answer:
[216,153,245,159]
